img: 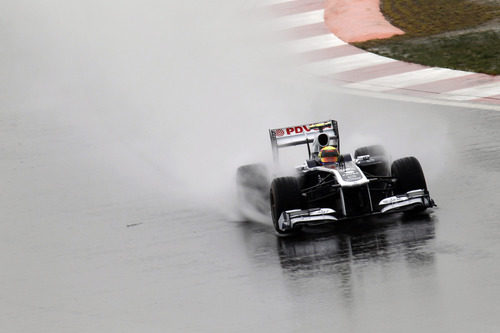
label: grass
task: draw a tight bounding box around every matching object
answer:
[353,0,500,75]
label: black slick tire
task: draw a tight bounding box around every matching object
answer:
[391,156,427,195]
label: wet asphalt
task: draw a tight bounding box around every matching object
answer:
[2,1,500,331]
[3,93,500,332]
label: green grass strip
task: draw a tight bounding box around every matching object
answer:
[354,0,500,75]
[381,0,500,36]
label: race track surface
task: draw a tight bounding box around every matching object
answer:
[2,1,500,332]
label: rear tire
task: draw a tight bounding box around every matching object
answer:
[391,156,427,195]
[354,145,390,176]
[354,144,386,158]
[270,177,302,234]
[236,164,269,191]
[236,164,270,216]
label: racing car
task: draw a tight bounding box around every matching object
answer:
[236,120,435,234]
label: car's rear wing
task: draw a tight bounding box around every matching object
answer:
[269,120,339,162]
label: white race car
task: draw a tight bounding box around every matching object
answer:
[237,120,435,234]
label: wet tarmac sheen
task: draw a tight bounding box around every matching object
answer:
[2,1,500,332]
[3,95,500,332]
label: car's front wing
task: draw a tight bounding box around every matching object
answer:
[278,189,435,232]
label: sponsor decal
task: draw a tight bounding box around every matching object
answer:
[273,122,333,137]
[286,126,314,135]
[274,125,319,137]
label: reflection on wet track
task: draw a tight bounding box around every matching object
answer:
[238,212,437,305]
[277,215,436,275]
[241,214,436,272]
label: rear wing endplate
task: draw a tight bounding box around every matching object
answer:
[269,120,339,162]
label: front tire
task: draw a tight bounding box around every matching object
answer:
[391,156,427,195]
[270,177,302,234]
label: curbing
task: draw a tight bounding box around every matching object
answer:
[263,0,500,110]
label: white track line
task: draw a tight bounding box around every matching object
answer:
[260,0,296,5]
[302,53,395,76]
[281,33,346,53]
[442,81,500,101]
[330,84,500,112]
[345,67,471,92]
[270,9,324,30]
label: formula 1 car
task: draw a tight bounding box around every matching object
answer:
[236,120,435,234]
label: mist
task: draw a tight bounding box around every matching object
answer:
[4,2,481,332]
[2,0,450,219]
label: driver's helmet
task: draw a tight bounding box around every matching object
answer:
[319,146,339,166]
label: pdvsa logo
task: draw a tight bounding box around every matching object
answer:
[276,126,319,136]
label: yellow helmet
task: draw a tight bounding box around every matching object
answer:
[319,146,339,165]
